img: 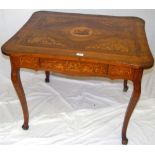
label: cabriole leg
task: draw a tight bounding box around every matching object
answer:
[11,58,29,130]
[122,69,143,144]
[123,80,128,92]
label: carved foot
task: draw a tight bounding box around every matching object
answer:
[122,137,128,145]
[45,77,50,83]
[22,124,29,130]
[45,71,50,83]
[123,85,128,92]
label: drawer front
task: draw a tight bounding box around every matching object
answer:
[108,65,133,80]
[19,56,39,69]
[40,58,108,76]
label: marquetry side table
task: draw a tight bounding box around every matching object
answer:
[1,11,154,144]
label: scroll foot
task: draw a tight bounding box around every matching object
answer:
[122,137,128,145]
[45,71,50,83]
[22,124,29,130]
[123,85,128,92]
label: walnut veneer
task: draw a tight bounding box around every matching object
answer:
[1,11,154,144]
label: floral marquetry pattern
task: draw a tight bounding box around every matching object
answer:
[108,65,133,80]
[86,38,136,55]
[20,56,39,69]
[40,58,108,76]
[24,36,65,48]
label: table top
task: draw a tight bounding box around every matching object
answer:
[1,11,154,69]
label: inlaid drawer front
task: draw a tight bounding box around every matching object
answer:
[40,58,108,76]
[19,56,39,69]
[108,65,133,80]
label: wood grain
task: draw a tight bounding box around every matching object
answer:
[1,11,154,69]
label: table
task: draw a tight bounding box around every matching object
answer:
[1,11,154,144]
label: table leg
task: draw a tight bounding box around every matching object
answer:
[122,69,143,144]
[11,64,29,130]
[45,71,50,83]
[123,80,128,92]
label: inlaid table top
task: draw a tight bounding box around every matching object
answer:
[1,11,154,145]
[2,11,154,69]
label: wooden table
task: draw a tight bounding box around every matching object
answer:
[1,11,154,144]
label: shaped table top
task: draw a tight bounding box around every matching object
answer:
[1,11,154,69]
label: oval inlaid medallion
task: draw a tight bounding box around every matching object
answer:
[70,27,93,37]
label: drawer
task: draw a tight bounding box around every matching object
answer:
[19,56,39,69]
[40,58,108,76]
[108,65,133,80]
